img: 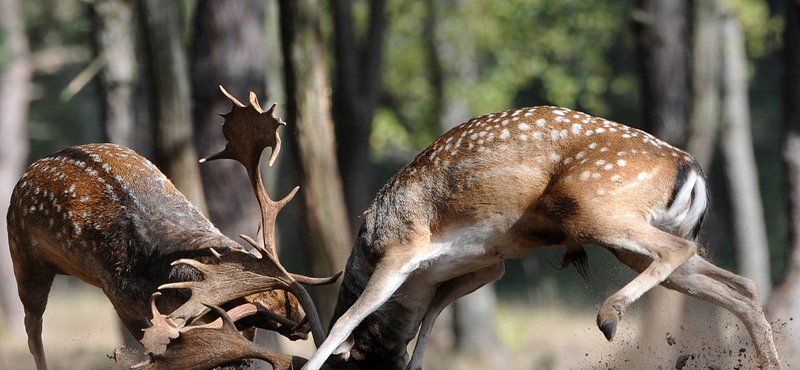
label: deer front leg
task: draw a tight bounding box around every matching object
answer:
[406,261,505,370]
[596,225,697,341]
[661,254,782,370]
[11,242,57,370]
[302,249,429,370]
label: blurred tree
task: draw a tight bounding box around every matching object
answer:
[331,0,387,231]
[631,1,696,366]
[191,0,265,239]
[279,0,352,324]
[140,0,207,214]
[0,0,32,335]
[426,0,500,358]
[634,0,690,145]
[687,0,722,168]
[91,0,138,149]
[768,0,800,359]
[719,9,771,300]
[91,0,145,354]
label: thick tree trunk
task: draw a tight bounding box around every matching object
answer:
[91,0,144,353]
[279,0,352,325]
[0,0,31,335]
[331,0,387,231]
[686,0,722,168]
[91,0,138,149]
[140,0,207,214]
[632,1,697,367]
[767,0,800,361]
[426,0,500,357]
[635,0,690,145]
[719,13,772,300]
[191,3,280,367]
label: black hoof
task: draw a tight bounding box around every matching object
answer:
[598,317,617,341]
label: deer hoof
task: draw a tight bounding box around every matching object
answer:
[598,316,617,341]
[597,303,621,341]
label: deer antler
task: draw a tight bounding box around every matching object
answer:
[161,87,340,346]
[136,294,308,370]
[200,86,289,258]
[160,241,340,345]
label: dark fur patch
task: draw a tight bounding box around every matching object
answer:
[668,161,692,208]
[544,195,580,221]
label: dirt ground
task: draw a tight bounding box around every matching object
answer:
[1,278,794,370]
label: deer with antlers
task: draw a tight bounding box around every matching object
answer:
[8,88,782,370]
[6,87,339,370]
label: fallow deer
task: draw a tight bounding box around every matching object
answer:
[302,106,782,370]
[6,89,336,370]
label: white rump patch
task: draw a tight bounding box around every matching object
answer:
[650,169,708,239]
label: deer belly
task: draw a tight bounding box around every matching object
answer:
[422,227,504,284]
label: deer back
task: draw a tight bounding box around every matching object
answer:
[7,143,240,315]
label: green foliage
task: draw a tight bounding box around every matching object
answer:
[377,0,637,155]
[728,0,783,58]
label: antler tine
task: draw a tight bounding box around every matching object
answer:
[136,299,308,370]
[159,244,333,347]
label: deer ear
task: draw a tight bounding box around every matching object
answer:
[332,334,354,360]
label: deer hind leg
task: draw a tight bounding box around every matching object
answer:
[661,254,781,370]
[406,261,505,370]
[543,189,698,342]
[594,225,697,341]
[302,247,430,370]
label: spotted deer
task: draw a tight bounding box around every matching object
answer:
[303,106,782,370]
[6,91,334,370]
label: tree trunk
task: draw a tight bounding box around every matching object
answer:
[91,0,145,353]
[279,0,352,325]
[191,0,266,239]
[635,0,690,145]
[140,0,207,214]
[330,0,387,231]
[686,0,722,168]
[719,13,772,300]
[91,0,138,149]
[632,1,696,367]
[767,0,800,360]
[426,0,500,357]
[0,0,31,336]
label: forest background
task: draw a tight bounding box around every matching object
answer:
[1,0,799,369]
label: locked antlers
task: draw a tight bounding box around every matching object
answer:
[130,87,340,369]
